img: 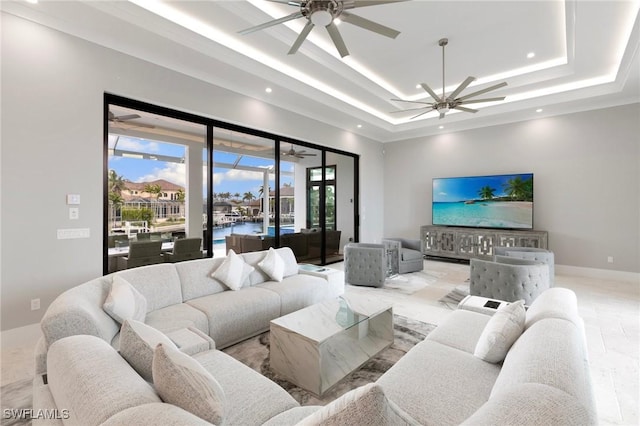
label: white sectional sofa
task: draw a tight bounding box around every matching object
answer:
[33,247,596,425]
[34,247,343,375]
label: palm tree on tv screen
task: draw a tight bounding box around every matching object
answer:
[503,176,533,201]
[478,186,496,200]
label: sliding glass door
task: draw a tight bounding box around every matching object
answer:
[104,95,359,272]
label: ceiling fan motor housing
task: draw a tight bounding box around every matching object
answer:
[303,0,343,26]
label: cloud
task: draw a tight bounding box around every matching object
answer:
[138,162,186,186]
[117,137,160,152]
[439,192,447,196]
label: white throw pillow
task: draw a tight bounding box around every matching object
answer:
[298,383,418,425]
[258,247,285,282]
[103,275,147,324]
[211,249,253,291]
[119,320,177,382]
[474,300,526,363]
[153,343,226,425]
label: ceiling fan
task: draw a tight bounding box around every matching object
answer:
[392,38,508,120]
[108,111,155,128]
[282,144,317,158]
[239,0,405,58]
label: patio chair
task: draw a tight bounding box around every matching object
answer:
[119,240,163,269]
[163,237,203,263]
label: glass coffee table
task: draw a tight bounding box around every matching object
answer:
[270,295,393,396]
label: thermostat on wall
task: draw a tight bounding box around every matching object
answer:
[66,194,81,205]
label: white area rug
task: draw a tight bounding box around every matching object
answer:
[382,270,438,295]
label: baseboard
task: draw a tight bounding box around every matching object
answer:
[556,264,640,284]
[0,323,41,350]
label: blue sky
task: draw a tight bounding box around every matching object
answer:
[433,174,533,203]
[109,136,294,197]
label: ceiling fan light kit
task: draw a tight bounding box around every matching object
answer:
[392,37,508,120]
[239,0,404,58]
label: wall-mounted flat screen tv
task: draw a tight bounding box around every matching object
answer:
[432,173,534,229]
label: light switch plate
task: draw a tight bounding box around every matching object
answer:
[66,194,81,205]
[57,228,90,239]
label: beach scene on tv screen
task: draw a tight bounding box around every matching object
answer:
[432,174,534,229]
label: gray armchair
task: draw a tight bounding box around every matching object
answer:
[382,238,424,274]
[494,247,555,286]
[344,243,387,288]
[163,237,203,263]
[119,240,163,269]
[470,256,550,305]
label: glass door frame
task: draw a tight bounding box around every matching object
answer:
[104,94,359,273]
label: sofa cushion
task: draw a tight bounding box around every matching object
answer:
[117,264,183,311]
[212,249,254,291]
[100,403,211,426]
[47,335,161,426]
[175,257,227,301]
[258,274,329,315]
[102,275,147,325]
[186,287,281,348]
[377,340,500,425]
[426,309,491,354]
[153,343,226,425]
[491,318,596,418]
[258,247,285,282]
[462,383,596,426]
[474,300,525,363]
[263,407,322,426]
[525,287,581,329]
[194,349,299,425]
[41,277,121,348]
[144,303,210,336]
[296,383,419,425]
[119,320,177,382]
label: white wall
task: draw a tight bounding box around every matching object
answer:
[383,104,640,273]
[0,13,384,330]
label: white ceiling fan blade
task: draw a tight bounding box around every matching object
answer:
[349,0,409,9]
[411,107,436,120]
[238,11,304,35]
[266,0,302,5]
[288,21,314,54]
[453,106,479,113]
[448,76,476,100]
[390,98,431,105]
[116,114,141,121]
[340,11,400,39]
[326,22,349,58]
[420,83,441,102]
[457,82,507,102]
[389,106,431,113]
[458,96,506,104]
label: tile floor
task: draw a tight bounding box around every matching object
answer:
[1,259,638,425]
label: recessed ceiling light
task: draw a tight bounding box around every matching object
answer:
[265,87,272,93]
[439,125,444,129]
[25,0,38,3]
[415,84,421,89]
[536,108,543,113]
[357,124,362,128]
[527,52,536,59]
